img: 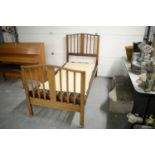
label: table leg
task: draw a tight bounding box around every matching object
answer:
[142,95,152,123]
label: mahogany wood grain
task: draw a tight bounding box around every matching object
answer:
[0,43,46,78]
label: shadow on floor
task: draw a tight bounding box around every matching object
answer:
[0,75,130,129]
[0,99,76,129]
[100,100,129,129]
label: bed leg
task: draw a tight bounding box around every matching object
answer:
[26,100,33,116]
[80,108,84,128]
[95,70,98,77]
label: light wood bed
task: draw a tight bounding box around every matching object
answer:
[22,33,100,127]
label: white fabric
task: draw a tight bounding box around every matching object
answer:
[69,56,96,63]
[40,62,95,95]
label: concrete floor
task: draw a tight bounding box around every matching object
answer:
[0,75,129,129]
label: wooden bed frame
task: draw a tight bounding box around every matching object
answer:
[22,33,100,127]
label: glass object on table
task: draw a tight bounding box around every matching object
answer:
[141,62,147,74]
[131,52,141,74]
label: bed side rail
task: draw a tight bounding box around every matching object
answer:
[54,66,85,105]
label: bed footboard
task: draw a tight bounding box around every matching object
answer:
[21,64,86,127]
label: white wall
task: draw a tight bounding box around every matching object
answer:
[17,26,145,77]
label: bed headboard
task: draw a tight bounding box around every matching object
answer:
[66,33,100,65]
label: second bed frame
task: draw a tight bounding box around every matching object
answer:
[22,33,100,127]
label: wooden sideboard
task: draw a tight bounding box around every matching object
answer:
[0,43,46,79]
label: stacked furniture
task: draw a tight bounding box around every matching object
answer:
[0,43,45,79]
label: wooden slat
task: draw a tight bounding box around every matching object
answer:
[68,35,70,53]
[74,34,76,53]
[66,70,69,103]
[93,36,96,54]
[80,71,85,127]
[80,34,84,54]
[66,35,69,61]
[73,72,76,104]
[89,35,92,54]
[47,66,56,102]
[21,68,30,95]
[77,34,79,53]
[70,35,72,53]
[59,68,63,102]
[41,66,46,99]
[96,35,100,65]
[86,34,88,54]
[29,68,35,98]
[35,69,41,98]
[30,97,80,112]
[85,64,97,99]
[80,72,85,100]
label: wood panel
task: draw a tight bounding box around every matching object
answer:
[0,43,46,78]
[0,55,39,64]
[3,71,21,78]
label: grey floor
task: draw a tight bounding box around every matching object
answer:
[0,75,129,129]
